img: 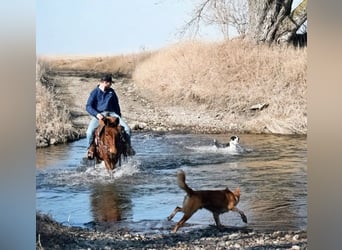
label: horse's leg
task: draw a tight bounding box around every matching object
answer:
[94,156,101,169]
[109,166,115,180]
[107,169,113,180]
[104,161,114,179]
[93,157,97,169]
[110,164,115,180]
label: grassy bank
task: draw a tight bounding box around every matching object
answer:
[36,40,307,146]
[36,59,78,147]
[133,40,307,134]
[36,52,153,146]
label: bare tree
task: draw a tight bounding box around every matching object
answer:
[206,0,231,39]
[180,0,248,39]
[228,0,248,37]
[247,0,307,44]
[181,0,307,45]
[179,0,216,38]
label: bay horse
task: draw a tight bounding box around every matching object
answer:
[93,116,129,174]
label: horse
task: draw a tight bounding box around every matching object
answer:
[93,116,129,174]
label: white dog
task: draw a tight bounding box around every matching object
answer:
[213,135,243,154]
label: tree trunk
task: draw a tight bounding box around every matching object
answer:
[247,0,307,45]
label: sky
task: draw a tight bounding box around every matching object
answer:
[36,0,215,56]
[36,0,302,56]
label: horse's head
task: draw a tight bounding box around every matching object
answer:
[100,116,120,127]
[98,116,123,171]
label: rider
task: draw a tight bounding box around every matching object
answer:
[85,74,135,159]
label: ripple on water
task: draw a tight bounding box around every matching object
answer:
[36,133,307,233]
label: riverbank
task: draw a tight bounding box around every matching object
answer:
[36,41,307,248]
[36,213,307,249]
[36,41,306,147]
[36,68,306,147]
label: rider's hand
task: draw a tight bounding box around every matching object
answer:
[96,113,104,120]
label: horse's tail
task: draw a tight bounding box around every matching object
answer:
[177,170,194,196]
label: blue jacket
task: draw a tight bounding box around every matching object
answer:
[86,86,121,117]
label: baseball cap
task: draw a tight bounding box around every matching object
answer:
[101,74,113,83]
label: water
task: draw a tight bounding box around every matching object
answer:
[36,132,307,233]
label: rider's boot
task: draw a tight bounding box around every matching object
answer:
[87,132,96,160]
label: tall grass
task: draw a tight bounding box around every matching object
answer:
[36,40,307,137]
[39,51,153,76]
[133,40,307,133]
[36,52,153,146]
[36,59,79,146]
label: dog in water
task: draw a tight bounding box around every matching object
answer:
[214,135,239,148]
[213,135,244,154]
[167,170,247,233]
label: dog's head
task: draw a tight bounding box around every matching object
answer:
[225,187,241,209]
[233,187,240,199]
[229,136,240,146]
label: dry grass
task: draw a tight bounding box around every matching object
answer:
[36,40,307,138]
[133,40,307,133]
[39,52,153,76]
[35,52,154,146]
[36,59,79,146]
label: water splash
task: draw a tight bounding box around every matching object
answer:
[82,159,141,182]
[113,159,141,178]
[186,145,249,155]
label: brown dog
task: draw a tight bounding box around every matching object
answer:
[167,170,247,232]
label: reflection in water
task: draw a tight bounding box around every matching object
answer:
[36,133,307,233]
[36,146,69,169]
[36,139,86,169]
[242,164,306,231]
[90,182,132,222]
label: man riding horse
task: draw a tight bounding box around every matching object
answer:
[85,74,135,160]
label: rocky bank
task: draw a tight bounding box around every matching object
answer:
[36,213,307,249]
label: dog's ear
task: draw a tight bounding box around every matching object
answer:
[234,187,241,197]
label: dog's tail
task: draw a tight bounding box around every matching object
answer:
[177,170,194,195]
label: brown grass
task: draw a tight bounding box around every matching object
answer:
[133,40,307,133]
[39,51,153,76]
[35,52,154,146]
[36,59,79,146]
[36,39,307,141]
